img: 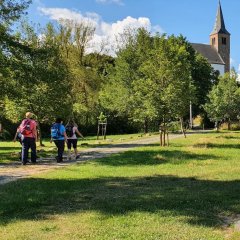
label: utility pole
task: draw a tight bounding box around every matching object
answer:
[190,101,193,129]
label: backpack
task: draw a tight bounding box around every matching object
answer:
[66,125,74,137]
[51,123,63,140]
[20,119,32,136]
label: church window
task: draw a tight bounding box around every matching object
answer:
[222,37,227,45]
[212,38,216,45]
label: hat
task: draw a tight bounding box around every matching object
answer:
[25,112,33,118]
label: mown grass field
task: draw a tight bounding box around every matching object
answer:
[0,131,240,239]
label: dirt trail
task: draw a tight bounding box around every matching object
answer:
[0,134,182,185]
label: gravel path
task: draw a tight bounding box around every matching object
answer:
[0,134,183,185]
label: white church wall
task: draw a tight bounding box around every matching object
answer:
[211,64,225,75]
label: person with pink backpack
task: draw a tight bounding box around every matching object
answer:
[19,112,37,165]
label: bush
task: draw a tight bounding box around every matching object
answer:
[167,121,181,132]
[220,122,240,131]
[0,128,12,140]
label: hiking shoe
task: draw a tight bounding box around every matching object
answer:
[75,155,80,160]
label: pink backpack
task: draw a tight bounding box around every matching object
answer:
[20,119,32,136]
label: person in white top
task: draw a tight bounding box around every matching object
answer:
[65,119,84,160]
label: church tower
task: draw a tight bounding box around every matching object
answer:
[210,1,230,72]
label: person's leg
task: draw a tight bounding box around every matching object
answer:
[67,139,72,160]
[21,137,29,165]
[19,140,22,161]
[29,138,37,163]
[72,139,79,159]
[58,140,65,162]
[54,140,60,161]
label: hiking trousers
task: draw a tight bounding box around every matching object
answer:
[22,137,36,164]
[54,140,65,162]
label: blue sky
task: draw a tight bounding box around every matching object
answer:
[26,0,240,72]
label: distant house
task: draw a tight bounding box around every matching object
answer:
[191,1,230,75]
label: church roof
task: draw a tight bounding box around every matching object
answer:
[191,43,225,65]
[211,1,230,35]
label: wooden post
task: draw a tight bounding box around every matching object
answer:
[103,123,107,140]
[167,130,169,146]
[97,122,107,140]
[97,123,100,140]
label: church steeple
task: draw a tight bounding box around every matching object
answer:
[210,0,230,73]
[211,0,230,35]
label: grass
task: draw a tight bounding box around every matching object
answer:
[0,131,240,239]
[0,132,154,163]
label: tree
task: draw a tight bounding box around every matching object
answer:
[140,35,194,140]
[4,23,71,145]
[204,72,240,130]
[100,30,195,143]
[0,0,32,99]
[99,28,154,133]
[56,20,103,125]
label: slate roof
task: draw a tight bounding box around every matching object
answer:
[191,43,225,65]
[211,1,230,35]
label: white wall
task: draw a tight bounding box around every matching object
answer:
[211,64,225,75]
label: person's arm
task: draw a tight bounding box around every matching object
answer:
[62,125,68,143]
[63,131,68,143]
[13,131,18,142]
[33,121,37,142]
[76,129,85,139]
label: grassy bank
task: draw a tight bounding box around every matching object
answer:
[0,132,240,239]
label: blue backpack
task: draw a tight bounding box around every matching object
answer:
[51,123,63,140]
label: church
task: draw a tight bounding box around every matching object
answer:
[191,1,230,75]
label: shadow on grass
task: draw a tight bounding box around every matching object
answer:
[93,149,219,166]
[0,175,239,228]
[0,146,21,151]
[193,143,240,149]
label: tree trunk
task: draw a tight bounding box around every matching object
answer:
[215,121,219,132]
[144,118,148,134]
[180,118,186,138]
[37,123,44,147]
[159,128,163,146]
[227,119,231,130]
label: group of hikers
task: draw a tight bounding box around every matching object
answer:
[13,112,84,165]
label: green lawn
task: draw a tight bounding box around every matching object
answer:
[0,132,240,239]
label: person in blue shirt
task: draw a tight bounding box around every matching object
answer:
[50,118,68,163]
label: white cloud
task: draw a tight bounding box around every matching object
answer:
[39,7,98,27]
[39,7,165,55]
[237,64,240,82]
[96,0,124,6]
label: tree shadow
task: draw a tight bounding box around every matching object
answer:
[193,143,240,149]
[93,149,219,166]
[0,146,21,151]
[0,175,239,228]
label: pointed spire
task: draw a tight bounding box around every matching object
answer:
[211,0,230,35]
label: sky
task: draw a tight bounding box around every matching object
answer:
[25,0,240,73]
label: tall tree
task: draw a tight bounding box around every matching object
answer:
[4,23,71,144]
[204,72,240,130]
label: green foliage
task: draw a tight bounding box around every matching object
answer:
[204,72,240,124]
[0,3,215,137]
[97,112,107,123]
[101,30,195,130]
